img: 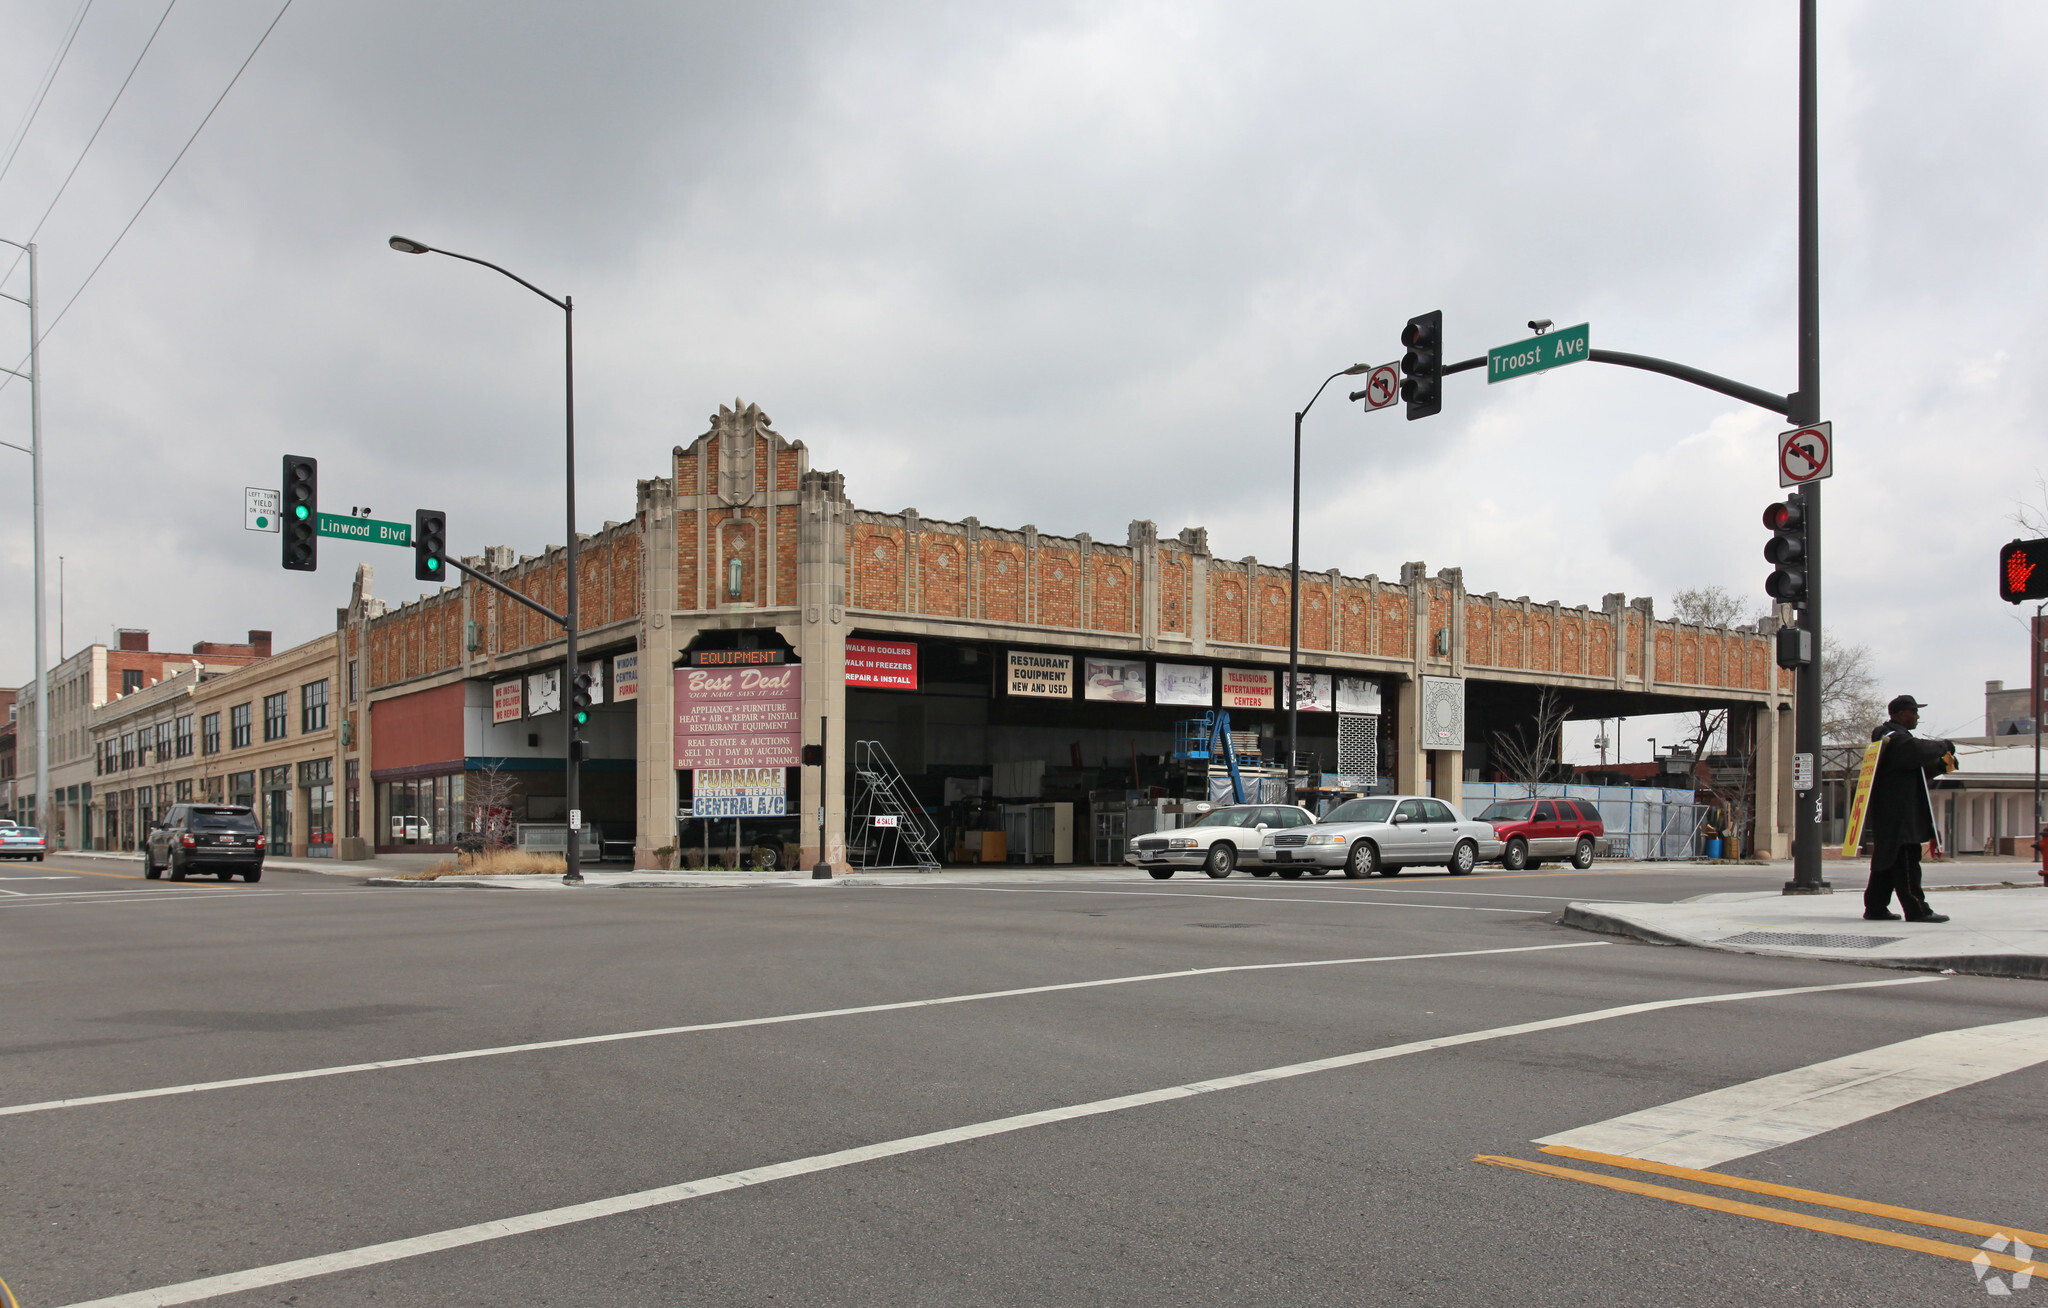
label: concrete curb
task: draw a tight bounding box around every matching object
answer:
[1559,902,2048,980]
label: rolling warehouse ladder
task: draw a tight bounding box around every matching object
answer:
[849,740,942,870]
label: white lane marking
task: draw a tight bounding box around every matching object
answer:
[1354,887,1657,904]
[902,886,1547,914]
[0,942,1607,1119]
[0,888,372,908]
[1534,1015,2048,1169]
[53,974,1939,1308]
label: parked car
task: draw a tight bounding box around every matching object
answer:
[1125,804,1318,879]
[1475,797,1604,870]
[1258,795,1501,878]
[144,804,266,882]
[0,825,47,861]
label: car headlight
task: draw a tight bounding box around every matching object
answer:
[1167,838,1199,849]
[1306,833,1347,845]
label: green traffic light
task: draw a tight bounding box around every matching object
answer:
[294,505,309,520]
[575,711,589,725]
[426,557,439,571]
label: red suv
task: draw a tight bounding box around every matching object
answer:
[1475,797,1604,870]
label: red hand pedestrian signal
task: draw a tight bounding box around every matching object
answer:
[1999,538,2048,603]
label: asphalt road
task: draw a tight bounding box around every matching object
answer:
[3,854,2044,1306]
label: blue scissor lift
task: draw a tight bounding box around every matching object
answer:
[1173,710,1247,804]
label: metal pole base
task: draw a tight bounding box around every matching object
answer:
[562,872,585,885]
[812,861,833,880]
[1781,880,1832,895]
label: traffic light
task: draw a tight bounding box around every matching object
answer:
[281,455,317,571]
[414,509,446,582]
[570,672,594,726]
[1763,492,1808,606]
[1399,310,1443,420]
[1999,537,2048,603]
[802,743,824,766]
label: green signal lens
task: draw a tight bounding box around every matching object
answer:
[294,505,309,520]
[426,557,439,570]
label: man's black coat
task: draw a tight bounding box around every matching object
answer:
[1865,720,1953,872]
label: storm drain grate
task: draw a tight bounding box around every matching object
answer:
[1190,923,1262,929]
[1716,931,1904,949]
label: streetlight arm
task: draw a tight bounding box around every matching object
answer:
[405,241,567,311]
[1298,366,1359,424]
[438,554,567,627]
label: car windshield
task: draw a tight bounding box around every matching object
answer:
[1321,798,1395,824]
[1187,808,1255,828]
[192,808,260,833]
[1479,801,1535,822]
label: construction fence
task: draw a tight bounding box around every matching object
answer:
[1462,782,1706,861]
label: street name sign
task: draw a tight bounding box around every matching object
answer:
[1360,362,1401,411]
[245,487,280,533]
[316,513,412,547]
[1777,421,1833,488]
[1487,322,1589,384]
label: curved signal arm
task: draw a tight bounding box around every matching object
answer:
[436,553,566,627]
[1438,349,1792,416]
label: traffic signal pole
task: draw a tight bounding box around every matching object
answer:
[1785,0,1827,894]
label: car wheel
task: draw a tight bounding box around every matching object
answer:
[143,850,160,880]
[1146,867,1175,880]
[219,869,238,881]
[167,858,186,882]
[1344,842,1378,879]
[1449,840,1477,876]
[1307,868,1330,876]
[1247,868,1274,878]
[1204,844,1236,879]
[1572,837,1595,870]
[1275,865,1306,880]
[243,866,262,884]
[1502,837,1528,871]
[1377,864,1402,878]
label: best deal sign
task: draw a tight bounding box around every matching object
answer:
[673,665,802,769]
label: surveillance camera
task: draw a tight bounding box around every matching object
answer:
[1528,318,1553,333]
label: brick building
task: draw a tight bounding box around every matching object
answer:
[1,689,17,824]
[346,399,1795,868]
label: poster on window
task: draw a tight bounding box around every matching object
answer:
[1282,672,1333,712]
[580,661,606,705]
[492,679,524,723]
[612,651,639,702]
[1007,651,1073,698]
[526,668,561,716]
[673,664,802,768]
[1153,663,1212,707]
[1083,657,1147,703]
[690,766,788,818]
[1220,667,1275,710]
[1335,676,1383,715]
[846,639,919,690]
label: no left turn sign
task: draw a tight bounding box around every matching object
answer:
[1361,362,1400,412]
[1778,421,1833,488]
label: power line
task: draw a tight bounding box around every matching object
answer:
[0,0,291,396]
[0,0,95,189]
[0,1,178,294]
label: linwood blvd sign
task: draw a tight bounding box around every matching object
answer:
[1487,322,1589,384]
[316,512,411,546]
[673,664,802,769]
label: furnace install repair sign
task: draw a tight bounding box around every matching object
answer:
[673,665,803,768]
[691,767,788,818]
[1007,651,1073,697]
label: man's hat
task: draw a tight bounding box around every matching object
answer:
[1888,694,1927,714]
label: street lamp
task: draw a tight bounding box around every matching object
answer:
[389,234,586,885]
[1287,362,1373,800]
[0,237,47,839]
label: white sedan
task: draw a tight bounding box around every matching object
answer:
[1125,804,1318,879]
[1257,795,1501,878]
[0,825,48,862]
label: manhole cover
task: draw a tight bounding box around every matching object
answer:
[1716,931,1904,949]
[1190,923,1261,929]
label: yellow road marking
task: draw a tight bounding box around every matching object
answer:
[1475,1154,2039,1273]
[1540,1146,2048,1244]
[43,865,145,881]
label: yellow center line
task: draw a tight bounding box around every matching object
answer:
[42,865,146,881]
[1475,1154,2039,1273]
[1538,1146,2048,1245]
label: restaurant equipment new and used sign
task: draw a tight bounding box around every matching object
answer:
[846,639,919,690]
[1220,667,1275,710]
[691,767,788,818]
[673,664,802,768]
[1007,651,1072,698]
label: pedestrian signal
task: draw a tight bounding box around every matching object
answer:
[1999,538,2048,603]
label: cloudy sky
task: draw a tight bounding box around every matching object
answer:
[1,0,2040,759]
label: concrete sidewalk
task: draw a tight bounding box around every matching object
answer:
[1563,884,2048,980]
[363,866,1161,890]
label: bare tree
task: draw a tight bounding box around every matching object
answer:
[1819,638,1886,744]
[2009,471,2048,536]
[1670,585,1766,630]
[463,761,521,851]
[1491,689,1569,794]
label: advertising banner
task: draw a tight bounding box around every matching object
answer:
[690,766,788,818]
[846,639,919,690]
[673,664,803,768]
[491,680,523,724]
[1335,676,1383,715]
[1007,651,1073,698]
[1282,672,1333,712]
[612,651,639,702]
[1220,667,1275,710]
[1838,739,1886,857]
[581,660,606,705]
[1154,663,1213,707]
[526,668,561,716]
[1083,657,1148,703]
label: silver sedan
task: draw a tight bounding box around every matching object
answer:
[1256,795,1501,878]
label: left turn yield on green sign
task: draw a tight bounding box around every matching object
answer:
[316,513,412,547]
[244,487,280,532]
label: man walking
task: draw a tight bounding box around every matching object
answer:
[1863,694,1957,923]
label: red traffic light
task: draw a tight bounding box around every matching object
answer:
[2000,537,2048,604]
[1763,500,1803,531]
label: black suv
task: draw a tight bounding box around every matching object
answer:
[144,804,266,882]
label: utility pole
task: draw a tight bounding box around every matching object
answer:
[0,238,47,836]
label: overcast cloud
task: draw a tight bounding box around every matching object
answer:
[2,0,2041,756]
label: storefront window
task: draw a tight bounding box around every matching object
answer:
[261,765,292,849]
[228,770,256,809]
[376,773,464,847]
[345,759,360,838]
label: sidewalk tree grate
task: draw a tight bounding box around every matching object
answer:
[1716,931,1905,949]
